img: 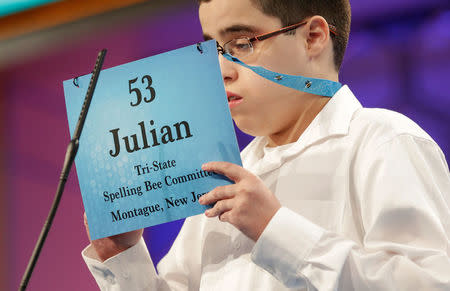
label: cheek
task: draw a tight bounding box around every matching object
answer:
[231,77,298,136]
[257,38,309,76]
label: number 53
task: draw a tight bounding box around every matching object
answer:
[129,75,156,107]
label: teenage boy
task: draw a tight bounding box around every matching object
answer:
[82,0,450,290]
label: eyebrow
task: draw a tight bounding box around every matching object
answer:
[203,24,261,41]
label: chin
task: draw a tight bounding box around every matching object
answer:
[233,117,270,137]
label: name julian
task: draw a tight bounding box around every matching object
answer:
[109,120,193,157]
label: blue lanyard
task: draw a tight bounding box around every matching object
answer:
[223,53,342,97]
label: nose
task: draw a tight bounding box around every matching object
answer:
[218,54,238,85]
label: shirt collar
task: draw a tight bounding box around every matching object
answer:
[301,84,362,142]
[242,85,362,175]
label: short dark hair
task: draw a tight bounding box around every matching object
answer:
[198,0,351,71]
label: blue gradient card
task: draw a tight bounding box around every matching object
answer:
[63,40,241,240]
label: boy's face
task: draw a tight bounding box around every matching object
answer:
[199,0,320,137]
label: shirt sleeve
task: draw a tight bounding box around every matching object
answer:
[82,215,205,291]
[82,238,159,290]
[251,134,450,290]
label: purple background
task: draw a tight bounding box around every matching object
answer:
[1,1,449,290]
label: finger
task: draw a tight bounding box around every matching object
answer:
[199,184,237,205]
[205,199,233,217]
[83,212,91,241]
[202,161,247,182]
[218,211,232,223]
[84,212,88,226]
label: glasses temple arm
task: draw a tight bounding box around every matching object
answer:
[254,22,307,42]
[254,22,338,42]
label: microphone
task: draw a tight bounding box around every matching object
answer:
[18,49,107,291]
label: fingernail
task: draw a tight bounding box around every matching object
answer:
[198,197,204,204]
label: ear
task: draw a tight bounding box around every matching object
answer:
[305,16,331,58]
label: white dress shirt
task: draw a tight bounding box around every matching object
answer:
[82,85,450,291]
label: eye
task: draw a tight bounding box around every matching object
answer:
[231,38,251,50]
[223,37,253,57]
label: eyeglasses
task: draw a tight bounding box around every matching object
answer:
[217,20,338,59]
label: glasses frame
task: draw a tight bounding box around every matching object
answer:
[217,19,338,57]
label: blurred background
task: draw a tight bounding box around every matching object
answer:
[0,0,449,290]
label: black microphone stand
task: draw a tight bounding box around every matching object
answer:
[19,49,107,291]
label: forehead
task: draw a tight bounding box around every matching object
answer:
[199,0,282,41]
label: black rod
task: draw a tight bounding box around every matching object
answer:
[19,49,107,291]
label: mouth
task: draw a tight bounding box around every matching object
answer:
[226,91,243,109]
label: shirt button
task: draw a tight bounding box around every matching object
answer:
[107,276,116,285]
[122,270,130,279]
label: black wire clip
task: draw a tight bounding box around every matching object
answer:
[197,42,203,54]
[73,77,79,88]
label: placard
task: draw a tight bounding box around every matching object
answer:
[63,40,241,240]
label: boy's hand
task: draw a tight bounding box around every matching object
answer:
[84,213,143,262]
[199,162,281,241]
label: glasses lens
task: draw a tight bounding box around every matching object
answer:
[224,38,253,58]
